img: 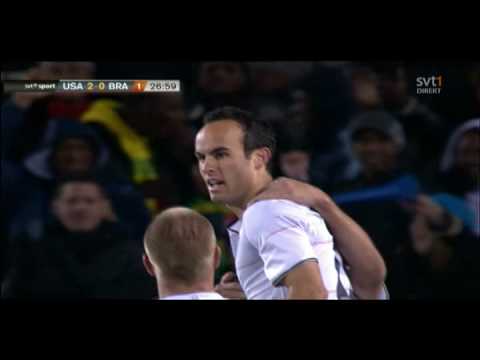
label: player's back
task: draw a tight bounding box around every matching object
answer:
[228,199,353,299]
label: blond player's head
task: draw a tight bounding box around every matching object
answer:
[143,207,221,286]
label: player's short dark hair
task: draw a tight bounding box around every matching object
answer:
[53,174,108,200]
[203,106,276,173]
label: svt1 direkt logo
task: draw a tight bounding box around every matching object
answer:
[416,75,443,94]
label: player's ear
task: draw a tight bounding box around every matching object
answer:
[142,254,156,277]
[214,244,222,270]
[253,148,272,170]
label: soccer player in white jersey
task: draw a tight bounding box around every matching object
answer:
[142,207,225,300]
[194,106,387,299]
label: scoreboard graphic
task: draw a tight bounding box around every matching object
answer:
[2,80,181,93]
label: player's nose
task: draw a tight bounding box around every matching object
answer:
[200,156,217,174]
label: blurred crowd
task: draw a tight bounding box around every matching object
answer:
[1,61,479,299]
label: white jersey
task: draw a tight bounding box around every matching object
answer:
[227,199,354,300]
[161,292,225,300]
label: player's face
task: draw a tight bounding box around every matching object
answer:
[195,120,256,208]
[53,183,107,232]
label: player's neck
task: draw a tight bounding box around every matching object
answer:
[229,173,273,217]
[157,278,215,299]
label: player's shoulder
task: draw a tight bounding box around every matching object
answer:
[243,199,311,232]
[245,199,308,219]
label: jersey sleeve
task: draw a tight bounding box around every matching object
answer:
[243,200,319,286]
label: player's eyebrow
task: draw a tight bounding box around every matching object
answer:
[209,147,230,154]
[195,147,230,158]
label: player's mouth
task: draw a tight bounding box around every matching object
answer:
[207,179,225,193]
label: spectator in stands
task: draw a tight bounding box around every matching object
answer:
[2,176,156,299]
[187,62,254,130]
[414,62,480,128]
[332,111,413,189]
[438,118,480,235]
[295,63,358,186]
[248,62,313,128]
[373,62,445,173]
[276,140,312,184]
[7,119,149,244]
[81,93,194,213]
[0,161,29,297]
[249,62,313,94]
[329,111,420,271]
[349,64,382,112]
[1,62,96,162]
[349,62,445,173]
[388,193,479,299]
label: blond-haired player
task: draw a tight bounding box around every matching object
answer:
[143,207,224,300]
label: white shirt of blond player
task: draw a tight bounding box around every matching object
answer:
[227,199,354,300]
[160,292,225,300]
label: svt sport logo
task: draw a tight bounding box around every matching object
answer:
[416,75,443,94]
